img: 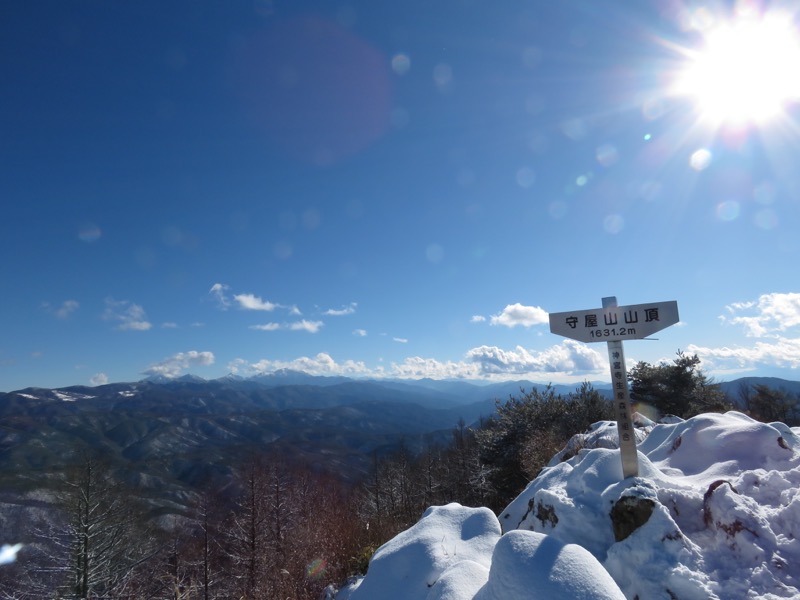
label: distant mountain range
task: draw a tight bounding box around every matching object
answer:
[715,376,800,400]
[1,372,797,513]
[0,374,588,508]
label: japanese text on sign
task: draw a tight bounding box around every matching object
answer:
[549,300,678,343]
[609,349,633,445]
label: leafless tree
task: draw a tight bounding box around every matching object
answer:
[5,452,158,599]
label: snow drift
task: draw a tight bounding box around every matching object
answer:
[338,412,800,600]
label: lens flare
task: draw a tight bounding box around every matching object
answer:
[716,200,740,222]
[391,53,411,75]
[78,224,102,243]
[596,144,619,167]
[232,16,391,166]
[754,208,778,230]
[306,558,327,580]
[689,148,712,171]
[753,181,776,205]
[516,167,536,188]
[603,214,625,234]
[634,402,660,423]
[433,63,453,92]
[425,243,444,263]
[0,544,22,566]
[549,200,568,219]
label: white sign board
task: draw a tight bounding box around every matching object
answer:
[549,297,681,479]
[549,300,679,343]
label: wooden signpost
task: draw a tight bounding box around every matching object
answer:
[549,297,679,478]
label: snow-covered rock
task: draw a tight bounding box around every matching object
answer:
[346,504,500,600]
[502,411,800,599]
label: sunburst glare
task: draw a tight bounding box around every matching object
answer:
[672,10,800,127]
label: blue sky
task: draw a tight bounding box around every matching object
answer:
[2,0,800,391]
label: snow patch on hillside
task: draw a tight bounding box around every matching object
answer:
[53,390,95,402]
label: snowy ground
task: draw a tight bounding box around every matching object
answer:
[335,411,800,600]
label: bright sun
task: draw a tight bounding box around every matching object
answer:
[673,13,800,126]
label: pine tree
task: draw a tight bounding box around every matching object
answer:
[629,351,728,418]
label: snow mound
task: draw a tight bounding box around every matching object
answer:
[473,530,625,600]
[345,504,623,600]
[346,504,500,600]
[340,412,800,600]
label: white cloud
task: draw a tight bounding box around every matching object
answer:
[393,337,409,343]
[209,283,231,309]
[721,292,800,337]
[466,339,605,375]
[470,315,486,323]
[234,293,278,311]
[688,337,800,372]
[89,372,108,386]
[213,284,300,316]
[42,299,80,319]
[353,329,368,337]
[229,352,371,378]
[103,298,152,331]
[161,322,178,329]
[324,302,357,316]
[697,293,800,374]
[490,303,549,328]
[250,320,324,333]
[49,301,73,319]
[250,323,282,331]
[142,350,215,379]
[290,320,324,333]
[388,356,480,379]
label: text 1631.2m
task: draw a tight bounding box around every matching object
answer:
[589,328,636,339]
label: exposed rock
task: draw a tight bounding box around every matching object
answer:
[535,501,559,528]
[610,494,656,542]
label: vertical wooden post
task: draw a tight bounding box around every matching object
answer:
[603,296,639,478]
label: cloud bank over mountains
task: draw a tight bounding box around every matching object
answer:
[35,289,800,387]
[695,292,800,374]
[223,341,606,383]
[143,351,215,379]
